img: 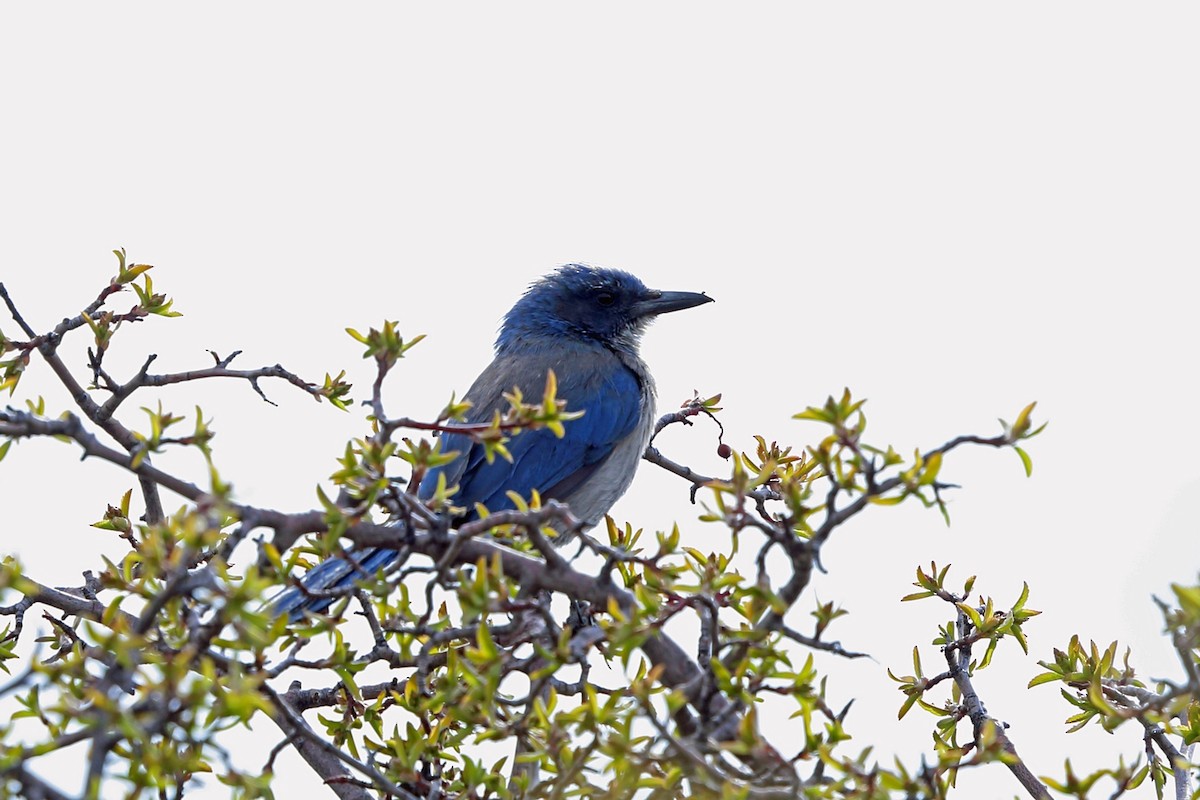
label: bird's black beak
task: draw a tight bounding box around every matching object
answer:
[631,289,714,319]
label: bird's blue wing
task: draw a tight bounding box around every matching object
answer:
[419,354,643,516]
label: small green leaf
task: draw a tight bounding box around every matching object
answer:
[1014,446,1033,477]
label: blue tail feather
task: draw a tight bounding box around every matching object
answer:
[269,547,400,620]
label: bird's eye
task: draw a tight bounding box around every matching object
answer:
[596,291,616,307]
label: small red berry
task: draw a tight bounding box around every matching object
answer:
[716,443,732,459]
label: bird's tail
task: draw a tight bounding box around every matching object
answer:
[268,547,400,620]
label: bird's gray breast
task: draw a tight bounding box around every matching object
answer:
[558,352,657,527]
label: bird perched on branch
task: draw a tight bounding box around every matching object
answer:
[272,264,713,618]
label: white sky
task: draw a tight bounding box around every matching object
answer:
[2,3,1198,798]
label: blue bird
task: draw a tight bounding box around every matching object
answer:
[272,265,712,618]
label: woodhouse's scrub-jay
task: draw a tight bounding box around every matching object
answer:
[273,264,712,617]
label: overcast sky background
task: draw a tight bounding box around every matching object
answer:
[2,4,1198,797]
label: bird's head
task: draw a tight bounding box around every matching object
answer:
[498,264,713,352]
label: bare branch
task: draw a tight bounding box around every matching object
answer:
[268,685,416,800]
[943,609,1052,800]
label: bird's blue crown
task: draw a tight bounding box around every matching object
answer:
[497,264,653,352]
